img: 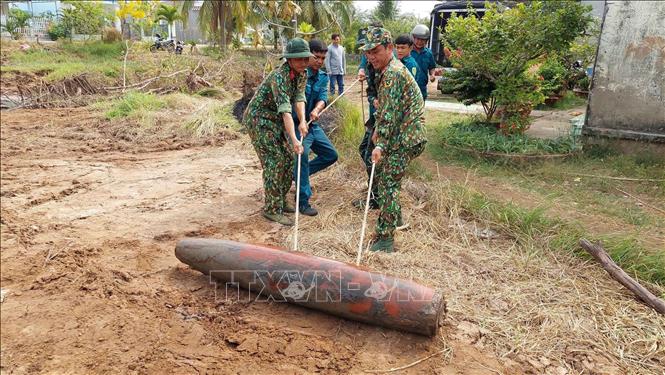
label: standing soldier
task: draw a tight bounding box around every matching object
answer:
[354,37,380,210]
[362,28,427,253]
[410,24,437,100]
[243,38,312,226]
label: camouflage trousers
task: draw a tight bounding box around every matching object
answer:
[245,117,294,215]
[375,142,426,239]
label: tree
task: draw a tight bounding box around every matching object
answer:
[181,1,263,52]
[61,1,110,39]
[297,0,354,35]
[443,0,593,133]
[373,0,398,21]
[1,8,32,40]
[154,3,182,40]
[297,22,316,40]
[383,14,427,40]
[116,0,158,40]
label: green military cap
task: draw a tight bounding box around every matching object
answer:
[282,38,314,59]
[360,27,392,51]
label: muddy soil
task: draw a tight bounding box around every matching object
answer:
[0,108,520,374]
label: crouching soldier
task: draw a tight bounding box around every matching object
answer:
[242,38,312,226]
[362,28,426,252]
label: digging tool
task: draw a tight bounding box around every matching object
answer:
[293,78,361,252]
[176,238,446,336]
[356,162,376,265]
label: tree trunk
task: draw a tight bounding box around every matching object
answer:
[211,3,219,47]
[121,18,130,40]
[220,3,227,52]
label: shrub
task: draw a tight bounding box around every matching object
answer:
[1,8,32,40]
[538,57,567,97]
[440,68,497,121]
[576,75,590,91]
[443,1,593,134]
[60,0,110,38]
[102,27,122,43]
[494,74,545,134]
[47,21,70,41]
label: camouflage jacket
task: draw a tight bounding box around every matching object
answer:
[244,62,307,129]
[374,56,426,152]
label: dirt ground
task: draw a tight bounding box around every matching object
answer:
[0,107,529,374]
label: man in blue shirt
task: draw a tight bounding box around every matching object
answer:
[410,24,437,100]
[395,34,425,98]
[292,39,339,216]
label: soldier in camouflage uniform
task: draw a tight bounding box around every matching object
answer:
[354,38,380,210]
[242,38,313,226]
[361,28,427,252]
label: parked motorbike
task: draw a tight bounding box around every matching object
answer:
[150,34,175,53]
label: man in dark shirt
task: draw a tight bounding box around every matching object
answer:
[291,39,339,216]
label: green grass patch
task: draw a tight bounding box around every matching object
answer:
[332,97,364,155]
[104,91,166,120]
[423,111,664,287]
[536,91,588,110]
[438,119,577,155]
[1,41,125,82]
[59,41,125,59]
[438,181,665,287]
[429,122,664,229]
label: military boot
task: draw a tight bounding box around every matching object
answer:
[370,238,394,253]
[263,212,294,226]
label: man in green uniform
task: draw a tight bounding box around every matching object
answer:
[362,28,427,252]
[242,38,312,226]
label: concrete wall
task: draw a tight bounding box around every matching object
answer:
[585,1,665,141]
[581,0,606,19]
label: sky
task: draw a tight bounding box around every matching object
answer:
[353,1,441,19]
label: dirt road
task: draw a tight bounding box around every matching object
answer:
[1,108,520,374]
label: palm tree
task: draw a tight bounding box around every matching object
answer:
[374,0,398,21]
[154,3,182,40]
[296,0,353,36]
[181,0,259,51]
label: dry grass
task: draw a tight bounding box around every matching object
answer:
[93,92,239,144]
[281,160,665,374]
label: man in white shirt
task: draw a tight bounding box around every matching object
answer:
[325,33,346,95]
